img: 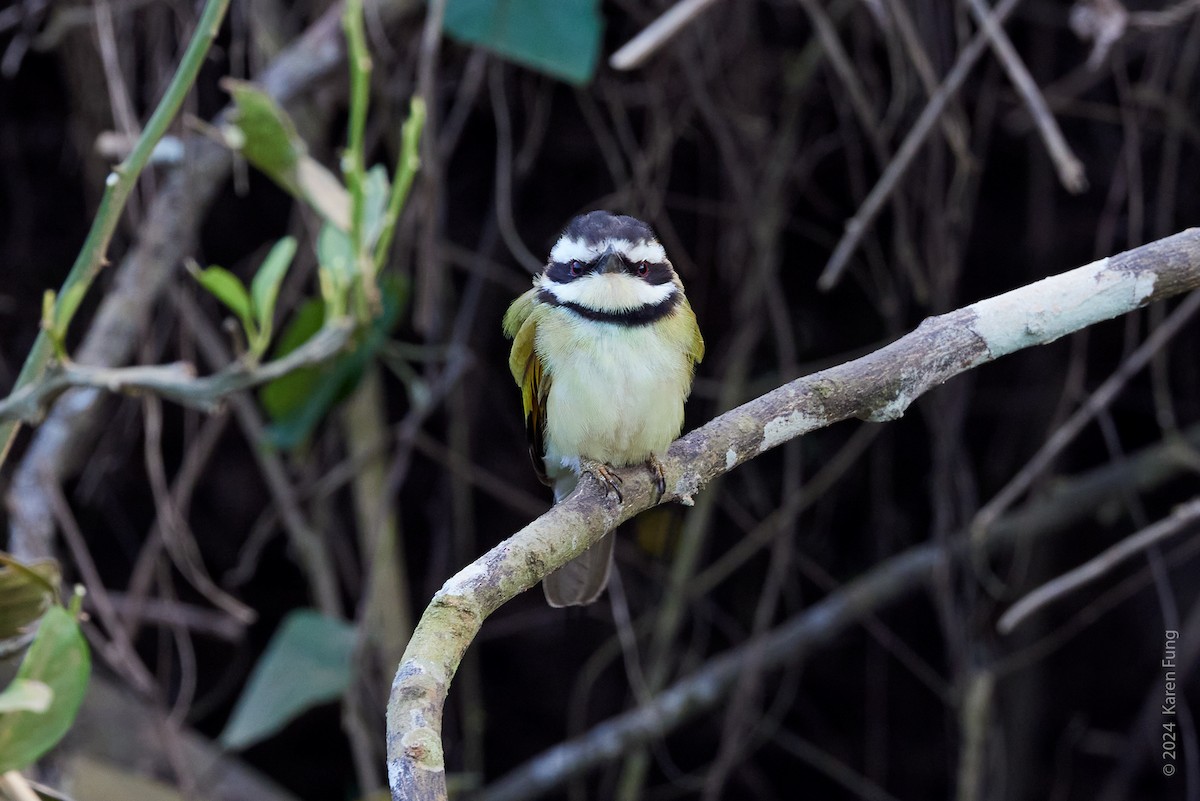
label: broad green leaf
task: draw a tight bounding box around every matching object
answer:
[259,298,327,423]
[262,277,407,450]
[221,78,304,189]
[250,236,298,337]
[0,679,51,714]
[222,79,350,230]
[0,555,59,643]
[262,339,364,451]
[189,266,253,332]
[0,606,91,772]
[443,0,602,85]
[219,610,356,750]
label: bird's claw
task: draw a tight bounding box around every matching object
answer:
[646,455,666,502]
[583,460,624,502]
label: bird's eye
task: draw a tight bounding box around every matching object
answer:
[636,261,651,277]
[569,260,584,277]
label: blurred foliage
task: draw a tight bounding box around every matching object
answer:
[261,277,407,450]
[0,556,59,643]
[220,610,356,751]
[444,0,603,85]
[223,79,351,230]
[187,235,297,359]
[0,599,90,773]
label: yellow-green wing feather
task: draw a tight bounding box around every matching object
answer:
[679,295,705,367]
[503,289,551,486]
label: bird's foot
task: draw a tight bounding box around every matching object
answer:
[646,454,667,502]
[581,459,624,502]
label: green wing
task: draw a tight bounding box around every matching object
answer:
[679,294,705,367]
[503,289,551,486]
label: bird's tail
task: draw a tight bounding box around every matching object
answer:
[542,471,613,607]
[543,532,614,607]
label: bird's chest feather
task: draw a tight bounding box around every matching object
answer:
[536,313,690,466]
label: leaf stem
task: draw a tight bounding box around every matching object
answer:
[342,0,373,308]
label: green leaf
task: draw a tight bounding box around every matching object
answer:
[250,236,298,339]
[0,555,60,644]
[0,679,51,714]
[443,0,602,85]
[262,277,407,450]
[262,341,363,451]
[189,265,253,333]
[361,165,390,252]
[222,79,351,230]
[318,224,356,281]
[317,222,357,317]
[221,78,305,188]
[0,606,91,772]
[219,610,356,751]
[259,298,327,423]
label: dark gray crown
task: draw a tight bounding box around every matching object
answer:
[561,211,656,246]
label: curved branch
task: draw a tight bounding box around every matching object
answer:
[387,228,1200,801]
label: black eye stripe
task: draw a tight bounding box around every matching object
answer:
[628,261,672,285]
[545,260,589,283]
[543,254,672,284]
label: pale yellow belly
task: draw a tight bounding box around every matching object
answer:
[538,320,690,473]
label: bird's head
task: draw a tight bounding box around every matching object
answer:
[536,211,682,321]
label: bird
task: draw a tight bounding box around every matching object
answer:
[503,211,705,607]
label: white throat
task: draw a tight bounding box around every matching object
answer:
[540,273,676,312]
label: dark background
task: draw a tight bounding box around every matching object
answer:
[2,1,1198,800]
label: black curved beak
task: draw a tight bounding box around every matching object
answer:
[599,249,627,275]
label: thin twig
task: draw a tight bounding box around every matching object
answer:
[0,0,232,467]
[413,0,446,335]
[48,481,158,697]
[477,422,1200,801]
[610,0,723,70]
[999,497,1200,633]
[177,293,344,618]
[963,0,1087,192]
[0,320,354,425]
[5,0,421,563]
[971,288,1200,535]
[816,0,1022,292]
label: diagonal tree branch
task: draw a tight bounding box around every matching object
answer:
[387,228,1200,801]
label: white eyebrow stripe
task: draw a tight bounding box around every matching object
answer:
[548,236,667,265]
[549,237,593,263]
[616,240,666,263]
